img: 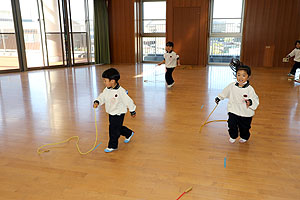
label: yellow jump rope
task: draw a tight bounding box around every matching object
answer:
[199,104,227,133]
[37,103,223,154]
[37,109,100,155]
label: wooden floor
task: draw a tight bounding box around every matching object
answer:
[0,64,300,200]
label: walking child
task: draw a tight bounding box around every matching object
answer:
[93,68,136,153]
[158,41,180,88]
[286,40,300,82]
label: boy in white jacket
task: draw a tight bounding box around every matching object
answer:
[215,59,259,144]
[158,41,180,88]
[286,40,300,81]
[93,68,136,153]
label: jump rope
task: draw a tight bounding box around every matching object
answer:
[35,105,217,199]
[36,67,225,199]
[37,109,100,155]
[199,104,227,133]
[37,108,195,199]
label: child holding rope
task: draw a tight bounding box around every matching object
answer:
[93,68,136,153]
[158,41,180,88]
[286,40,300,81]
[215,59,259,143]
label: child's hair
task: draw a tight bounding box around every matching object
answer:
[295,40,300,45]
[229,58,251,77]
[102,68,120,82]
[166,41,174,47]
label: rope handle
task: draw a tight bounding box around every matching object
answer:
[176,187,193,200]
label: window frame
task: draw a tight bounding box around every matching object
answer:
[141,0,166,63]
[208,0,245,65]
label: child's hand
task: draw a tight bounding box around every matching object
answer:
[157,63,161,66]
[93,102,99,108]
[246,101,250,108]
[245,99,252,108]
[215,97,220,104]
[130,111,136,118]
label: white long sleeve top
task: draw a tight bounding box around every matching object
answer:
[287,48,300,62]
[94,84,136,116]
[218,82,259,117]
[164,50,179,68]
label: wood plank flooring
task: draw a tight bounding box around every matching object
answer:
[0,64,299,200]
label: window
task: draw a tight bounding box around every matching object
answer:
[70,0,88,64]
[88,0,94,62]
[0,1,19,70]
[142,1,166,62]
[0,0,94,72]
[209,0,244,64]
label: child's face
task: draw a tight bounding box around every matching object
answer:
[103,78,116,88]
[296,42,300,49]
[165,45,173,52]
[236,70,249,85]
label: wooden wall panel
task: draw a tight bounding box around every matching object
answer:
[107,0,300,67]
[173,7,200,65]
[167,0,209,66]
[108,0,135,64]
[242,0,300,67]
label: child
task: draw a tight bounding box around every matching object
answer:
[158,41,180,88]
[93,68,136,153]
[286,40,300,81]
[215,59,259,144]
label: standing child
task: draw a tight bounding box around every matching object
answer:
[158,41,180,88]
[215,59,259,143]
[93,68,136,153]
[286,40,300,81]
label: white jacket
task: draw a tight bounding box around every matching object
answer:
[164,51,179,68]
[94,84,136,115]
[218,82,259,117]
[287,48,300,62]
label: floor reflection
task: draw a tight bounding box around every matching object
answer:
[0,74,25,130]
[139,64,166,121]
[133,63,165,85]
[0,66,104,138]
[0,64,299,140]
